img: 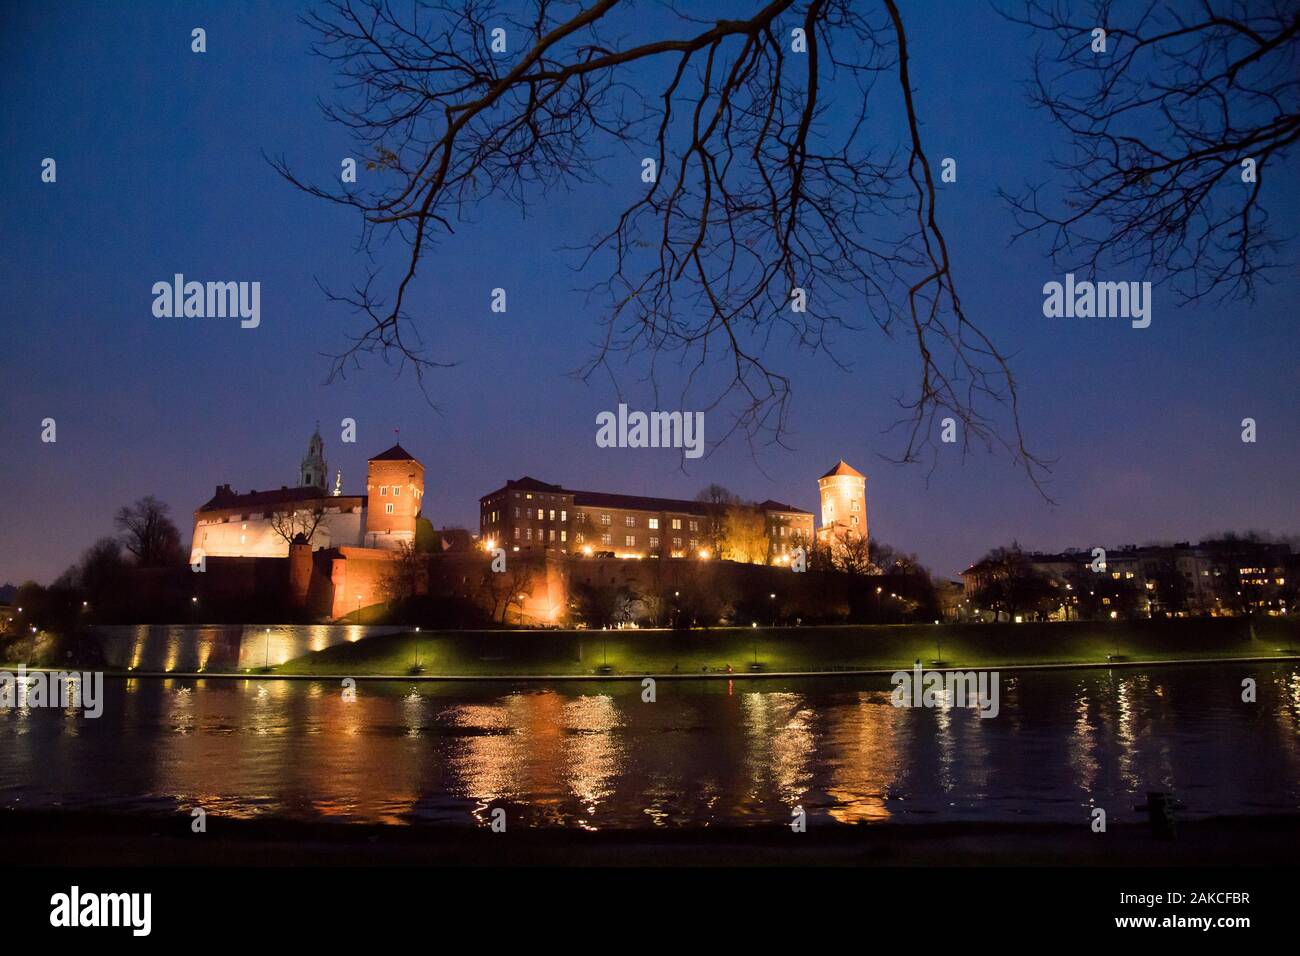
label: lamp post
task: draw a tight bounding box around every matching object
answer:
[264,628,271,669]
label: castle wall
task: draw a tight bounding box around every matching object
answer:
[327,546,401,620]
[190,506,364,564]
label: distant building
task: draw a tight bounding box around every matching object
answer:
[961,539,1295,619]
[478,477,815,562]
[189,428,426,564]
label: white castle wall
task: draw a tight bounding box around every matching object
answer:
[190,507,365,563]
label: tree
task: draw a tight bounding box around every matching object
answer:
[1002,1,1300,303]
[114,496,183,567]
[477,559,538,624]
[280,0,1046,487]
[381,540,427,603]
[269,506,327,547]
[719,504,770,564]
[63,537,129,619]
[833,533,875,575]
[569,581,638,629]
[695,484,739,553]
[970,544,1058,621]
[1065,567,1142,621]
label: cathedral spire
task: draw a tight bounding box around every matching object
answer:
[299,424,328,491]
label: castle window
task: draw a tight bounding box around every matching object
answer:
[561,511,567,521]
[550,510,556,520]
[527,528,533,541]
[600,513,611,525]
[649,518,659,530]
[625,535,635,547]
[561,530,567,542]
[689,520,699,532]
[385,503,394,514]
[673,537,682,548]
[625,515,635,527]
[392,487,400,496]
[649,536,659,549]
[601,533,612,546]
[380,486,387,495]
[671,518,682,530]
[514,528,520,540]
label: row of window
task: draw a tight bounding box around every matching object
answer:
[505,506,702,531]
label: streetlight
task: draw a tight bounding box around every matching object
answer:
[264,628,272,669]
[355,594,363,624]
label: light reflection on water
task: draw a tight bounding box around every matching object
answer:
[1,664,1298,829]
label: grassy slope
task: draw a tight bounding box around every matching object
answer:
[271,617,1300,677]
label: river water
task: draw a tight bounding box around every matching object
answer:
[2,663,1297,828]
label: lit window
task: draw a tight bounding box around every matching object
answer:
[601,533,612,546]
[625,535,635,547]
[601,513,611,525]
[672,519,682,530]
[625,515,635,527]
[561,511,567,521]
[649,518,659,530]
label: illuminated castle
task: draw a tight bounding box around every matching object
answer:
[189,427,425,564]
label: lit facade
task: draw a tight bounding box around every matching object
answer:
[190,431,425,564]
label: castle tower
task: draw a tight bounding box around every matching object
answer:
[299,424,328,491]
[816,459,867,546]
[364,443,425,549]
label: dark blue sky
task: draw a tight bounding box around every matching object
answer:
[2,0,1297,586]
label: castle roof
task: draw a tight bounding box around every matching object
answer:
[482,476,811,516]
[369,443,419,462]
[196,484,363,513]
[819,459,864,480]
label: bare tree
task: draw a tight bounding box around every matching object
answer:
[1000,0,1300,302]
[269,507,327,546]
[278,0,1046,486]
[381,540,427,601]
[114,496,183,567]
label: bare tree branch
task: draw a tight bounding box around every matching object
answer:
[280,0,1049,491]
[999,0,1300,302]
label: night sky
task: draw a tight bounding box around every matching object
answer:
[2,0,1297,587]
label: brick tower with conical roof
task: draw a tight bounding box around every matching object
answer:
[816,459,867,547]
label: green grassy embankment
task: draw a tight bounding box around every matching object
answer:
[270,617,1300,677]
